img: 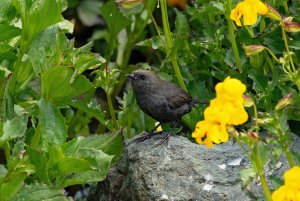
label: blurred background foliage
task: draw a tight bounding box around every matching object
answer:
[0,0,300,200]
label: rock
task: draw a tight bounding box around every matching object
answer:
[87,133,300,201]
[88,134,253,201]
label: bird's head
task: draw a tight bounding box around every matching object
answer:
[126,70,159,93]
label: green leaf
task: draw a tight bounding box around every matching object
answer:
[0,25,21,42]
[38,98,67,150]
[100,0,130,38]
[240,167,257,188]
[41,66,92,106]
[21,0,63,44]
[80,131,124,165]
[68,99,113,131]
[27,147,49,184]
[59,148,113,187]
[0,0,12,23]
[28,26,61,74]
[135,36,166,52]
[1,114,27,142]
[77,0,103,26]
[55,158,91,174]
[0,174,27,200]
[0,165,7,178]
[12,183,70,201]
[0,158,35,200]
[175,10,189,36]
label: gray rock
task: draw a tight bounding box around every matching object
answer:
[88,134,254,201]
[87,133,300,201]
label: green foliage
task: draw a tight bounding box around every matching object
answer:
[0,0,124,200]
[1,0,300,199]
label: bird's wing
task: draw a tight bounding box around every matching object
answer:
[159,82,192,109]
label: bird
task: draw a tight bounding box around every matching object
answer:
[126,69,206,146]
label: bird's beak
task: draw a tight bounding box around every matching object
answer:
[125,73,135,80]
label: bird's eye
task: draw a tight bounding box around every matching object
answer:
[140,75,146,80]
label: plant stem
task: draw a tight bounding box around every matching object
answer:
[145,5,167,49]
[281,26,296,73]
[266,48,279,63]
[252,103,271,201]
[225,0,242,72]
[284,144,295,167]
[107,92,118,128]
[159,0,187,91]
[258,171,272,201]
[4,142,10,163]
[253,143,272,201]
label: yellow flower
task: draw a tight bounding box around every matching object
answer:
[284,166,300,190]
[272,186,300,201]
[167,0,187,10]
[155,122,163,132]
[192,76,248,148]
[215,76,246,103]
[205,99,248,125]
[192,120,228,148]
[272,166,300,201]
[230,0,268,26]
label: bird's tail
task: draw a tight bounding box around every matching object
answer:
[191,99,209,106]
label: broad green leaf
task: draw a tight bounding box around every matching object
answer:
[1,114,27,142]
[15,59,35,92]
[0,25,21,42]
[68,99,113,131]
[12,183,70,201]
[0,165,7,178]
[27,147,49,184]
[80,131,124,165]
[135,36,166,52]
[28,26,61,74]
[175,10,189,36]
[77,0,103,26]
[41,66,92,106]
[55,158,92,174]
[240,167,257,187]
[100,0,130,39]
[0,0,12,23]
[0,158,35,200]
[60,148,113,187]
[61,137,81,157]
[22,0,63,44]
[38,98,67,150]
[248,68,268,93]
[0,174,27,200]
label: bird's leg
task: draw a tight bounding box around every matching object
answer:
[154,120,179,147]
[136,122,163,142]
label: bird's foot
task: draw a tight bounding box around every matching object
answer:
[135,131,163,143]
[153,133,170,147]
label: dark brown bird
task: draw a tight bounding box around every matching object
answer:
[126,70,206,145]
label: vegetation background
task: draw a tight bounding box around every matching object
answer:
[0,0,299,200]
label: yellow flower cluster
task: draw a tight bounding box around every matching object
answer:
[272,166,300,201]
[192,77,248,148]
[230,0,268,26]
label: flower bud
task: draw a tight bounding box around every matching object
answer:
[248,132,259,140]
[167,0,187,10]
[275,93,293,111]
[265,3,282,21]
[243,44,266,56]
[243,95,254,107]
[115,0,144,9]
[283,17,300,33]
